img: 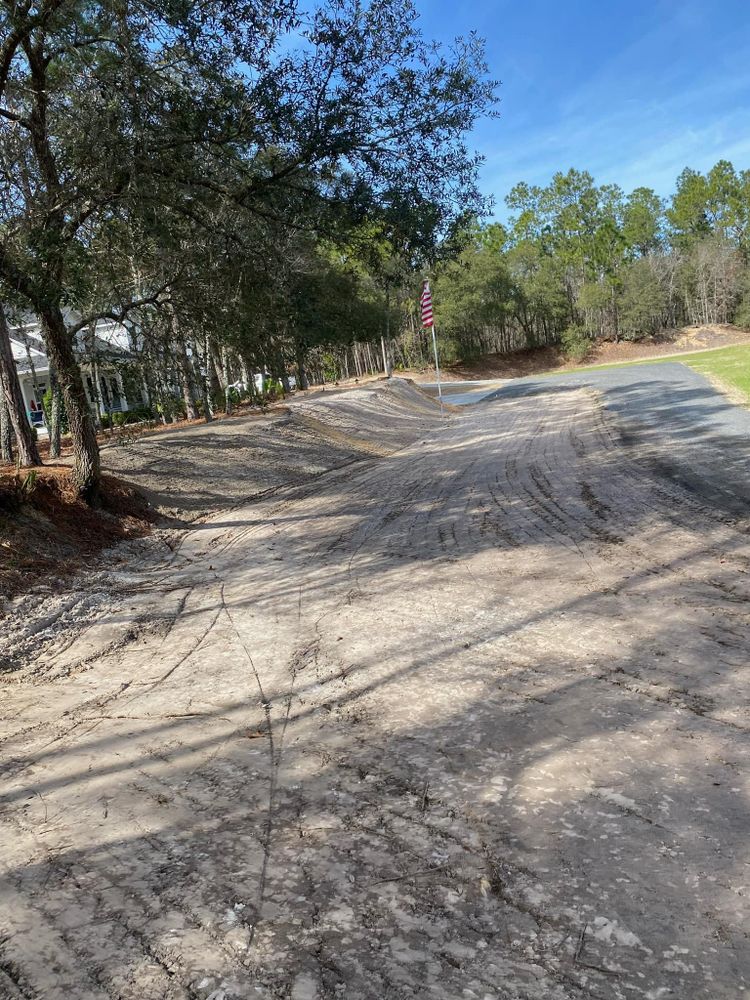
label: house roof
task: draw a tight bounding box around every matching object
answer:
[9,314,134,375]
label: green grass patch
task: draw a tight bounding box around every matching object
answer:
[543,343,750,402]
[682,344,750,400]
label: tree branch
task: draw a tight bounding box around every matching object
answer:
[67,283,175,337]
[0,104,31,127]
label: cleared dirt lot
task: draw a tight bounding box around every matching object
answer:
[1,375,750,999]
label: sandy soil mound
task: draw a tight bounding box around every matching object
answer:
[100,378,442,520]
[0,379,442,672]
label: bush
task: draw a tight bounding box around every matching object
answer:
[101,405,155,429]
[561,324,592,362]
[128,405,155,423]
[618,259,669,340]
[155,397,185,422]
[41,387,69,434]
[263,378,283,402]
[435,337,460,366]
[733,272,750,329]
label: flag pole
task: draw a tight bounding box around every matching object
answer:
[421,277,444,417]
[431,322,444,417]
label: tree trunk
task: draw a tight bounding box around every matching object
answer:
[221,345,233,415]
[0,383,13,464]
[40,306,100,501]
[209,338,227,389]
[18,323,44,423]
[296,341,309,390]
[176,335,198,421]
[196,336,213,423]
[380,336,391,377]
[167,300,198,421]
[48,368,62,459]
[0,305,41,467]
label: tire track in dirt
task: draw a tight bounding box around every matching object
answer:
[3,384,750,998]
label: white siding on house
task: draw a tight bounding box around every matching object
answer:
[7,313,136,428]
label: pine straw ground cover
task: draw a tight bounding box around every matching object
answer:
[0,466,155,600]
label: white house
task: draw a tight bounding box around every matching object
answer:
[9,314,138,431]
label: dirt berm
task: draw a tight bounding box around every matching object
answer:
[1,379,443,671]
[99,378,444,520]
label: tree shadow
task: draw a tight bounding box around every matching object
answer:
[2,377,750,998]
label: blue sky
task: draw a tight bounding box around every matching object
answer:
[417,0,750,217]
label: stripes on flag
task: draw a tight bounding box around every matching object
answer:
[420,279,434,328]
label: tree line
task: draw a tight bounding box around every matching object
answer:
[422,161,750,365]
[0,0,496,500]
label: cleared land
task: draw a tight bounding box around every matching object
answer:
[0,381,441,667]
[1,375,750,999]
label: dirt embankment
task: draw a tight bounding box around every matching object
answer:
[98,378,443,520]
[406,323,750,381]
[0,379,443,669]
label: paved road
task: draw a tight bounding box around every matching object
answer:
[485,362,750,514]
[486,361,750,439]
[2,375,750,999]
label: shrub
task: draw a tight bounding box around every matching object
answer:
[156,397,185,422]
[264,378,283,402]
[435,337,460,366]
[561,324,592,362]
[128,405,155,423]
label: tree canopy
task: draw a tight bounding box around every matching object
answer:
[426,160,750,366]
[0,0,497,497]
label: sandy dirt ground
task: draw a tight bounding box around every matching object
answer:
[1,381,441,672]
[1,378,750,999]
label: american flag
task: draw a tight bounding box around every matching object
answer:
[420,279,434,328]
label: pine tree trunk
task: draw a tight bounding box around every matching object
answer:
[196,337,213,422]
[0,305,41,467]
[40,306,100,501]
[176,336,198,421]
[0,383,13,464]
[48,368,62,459]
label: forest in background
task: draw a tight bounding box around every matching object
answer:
[421,160,750,367]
